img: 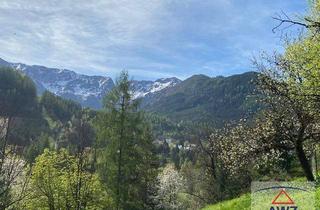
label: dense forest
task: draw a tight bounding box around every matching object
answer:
[142,72,259,126]
[1,1,320,210]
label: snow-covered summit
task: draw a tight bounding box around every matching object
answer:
[131,77,181,99]
[0,58,181,109]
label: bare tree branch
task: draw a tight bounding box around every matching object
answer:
[272,12,320,33]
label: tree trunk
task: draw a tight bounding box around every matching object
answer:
[116,139,122,210]
[296,140,315,181]
[0,117,11,171]
[116,96,125,210]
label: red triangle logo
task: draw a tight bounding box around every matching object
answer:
[272,189,295,205]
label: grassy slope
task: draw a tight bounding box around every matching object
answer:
[202,186,320,210]
[202,194,251,210]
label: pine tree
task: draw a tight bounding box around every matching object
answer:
[96,71,158,210]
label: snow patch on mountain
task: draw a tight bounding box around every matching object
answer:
[132,77,181,99]
[150,81,174,93]
[0,58,181,109]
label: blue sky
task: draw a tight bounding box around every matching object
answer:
[0,0,307,80]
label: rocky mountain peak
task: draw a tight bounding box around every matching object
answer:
[0,58,181,109]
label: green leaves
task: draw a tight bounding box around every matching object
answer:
[0,67,37,118]
[96,71,158,209]
[41,91,81,123]
[25,149,113,209]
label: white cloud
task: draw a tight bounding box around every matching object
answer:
[0,0,307,80]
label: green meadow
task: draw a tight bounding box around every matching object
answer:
[203,184,320,210]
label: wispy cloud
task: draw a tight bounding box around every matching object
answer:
[0,0,307,80]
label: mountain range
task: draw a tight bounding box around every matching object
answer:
[0,58,259,125]
[142,72,259,126]
[0,58,181,109]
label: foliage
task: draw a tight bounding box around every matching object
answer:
[3,1,320,209]
[154,164,185,210]
[178,161,210,210]
[41,91,82,124]
[96,71,158,210]
[60,113,95,152]
[143,72,260,126]
[194,123,254,204]
[9,117,49,146]
[0,67,38,209]
[23,133,52,164]
[0,67,38,118]
[23,149,112,209]
[253,40,320,181]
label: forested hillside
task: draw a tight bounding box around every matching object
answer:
[142,72,259,126]
[1,56,260,127]
[0,58,181,109]
[1,1,320,210]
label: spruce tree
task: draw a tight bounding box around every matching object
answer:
[96,71,158,210]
